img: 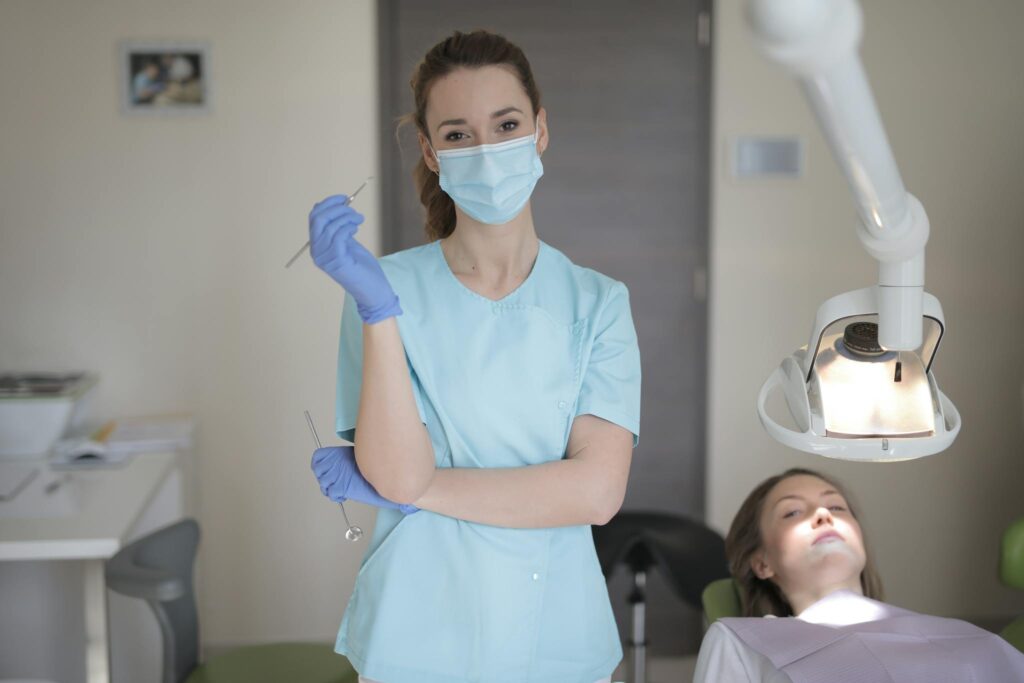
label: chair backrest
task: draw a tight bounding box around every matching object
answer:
[702,577,742,624]
[1001,518,1024,590]
[592,511,729,608]
[106,518,200,683]
[1001,518,1024,652]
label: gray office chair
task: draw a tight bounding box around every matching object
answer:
[105,518,356,683]
[592,512,728,683]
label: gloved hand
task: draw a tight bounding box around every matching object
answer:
[308,195,403,324]
[311,445,419,515]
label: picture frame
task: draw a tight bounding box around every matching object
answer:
[120,41,211,115]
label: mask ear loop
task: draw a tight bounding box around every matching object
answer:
[533,113,543,157]
[424,134,440,175]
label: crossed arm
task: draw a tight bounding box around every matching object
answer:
[354,317,633,529]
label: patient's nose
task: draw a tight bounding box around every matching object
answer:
[812,507,834,526]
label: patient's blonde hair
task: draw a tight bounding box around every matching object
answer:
[726,468,884,617]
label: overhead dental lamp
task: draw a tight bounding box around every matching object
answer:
[748,0,961,461]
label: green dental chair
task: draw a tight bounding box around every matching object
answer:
[700,518,1024,654]
[105,519,357,683]
[1000,518,1024,653]
[701,577,742,624]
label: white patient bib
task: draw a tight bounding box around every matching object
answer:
[719,591,1024,682]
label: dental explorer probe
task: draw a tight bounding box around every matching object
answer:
[305,410,364,542]
[285,176,373,269]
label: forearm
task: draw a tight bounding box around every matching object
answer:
[412,459,610,529]
[354,318,434,503]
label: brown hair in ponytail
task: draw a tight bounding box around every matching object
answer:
[400,30,542,241]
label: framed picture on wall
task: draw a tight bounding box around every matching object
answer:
[120,41,211,114]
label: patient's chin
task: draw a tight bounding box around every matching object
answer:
[806,539,863,574]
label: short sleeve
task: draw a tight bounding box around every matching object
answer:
[574,281,642,447]
[335,293,427,443]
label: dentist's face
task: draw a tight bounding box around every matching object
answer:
[753,475,867,596]
[418,65,547,170]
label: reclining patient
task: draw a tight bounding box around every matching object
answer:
[694,468,1024,682]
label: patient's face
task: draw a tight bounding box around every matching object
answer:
[755,474,867,598]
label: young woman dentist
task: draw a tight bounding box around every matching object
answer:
[307,30,642,683]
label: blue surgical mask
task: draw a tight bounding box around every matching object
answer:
[430,119,544,225]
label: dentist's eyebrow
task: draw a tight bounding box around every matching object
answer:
[491,106,523,118]
[436,106,524,131]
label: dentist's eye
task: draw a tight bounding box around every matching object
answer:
[444,131,467,142]
[499,120,519,132]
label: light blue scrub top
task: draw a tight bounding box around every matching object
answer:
[333,239,642,683]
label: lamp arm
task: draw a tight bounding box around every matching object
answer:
[746,0,929,350]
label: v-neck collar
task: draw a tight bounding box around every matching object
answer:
[434,239,544,304]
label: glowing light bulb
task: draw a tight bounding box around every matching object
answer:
[815,331,934,438]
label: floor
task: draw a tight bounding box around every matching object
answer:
[611,655,699,683]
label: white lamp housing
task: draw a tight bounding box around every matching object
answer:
[757,287,961,461]
[746,0,961,460]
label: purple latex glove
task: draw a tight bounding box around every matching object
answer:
[308,195,403,324]
[310,445,418,515]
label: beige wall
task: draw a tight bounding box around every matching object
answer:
[0,0,380,645]
[1,0,1022,652]
[708,0,1024,619]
